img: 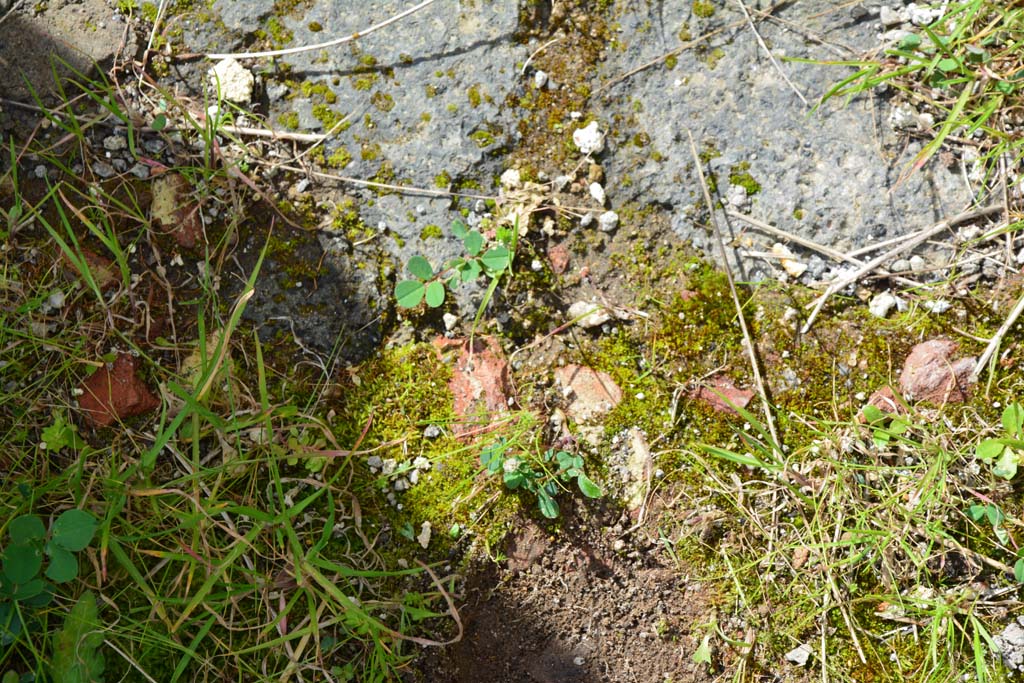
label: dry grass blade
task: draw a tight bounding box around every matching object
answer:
[203,0,438,60]
[686,129,781,456]
[801,204,1004,333]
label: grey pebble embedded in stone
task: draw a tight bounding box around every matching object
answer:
[91,161,115,178]
[129,163,150,179]
[597,210,619,233]
[580,213,594,228]
[102,135,127,152]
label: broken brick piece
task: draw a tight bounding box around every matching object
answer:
[433,336,512,438]
[78,353,160,428]
[690,375,754,415]
[899,338,975,404]
[554,364,623,423]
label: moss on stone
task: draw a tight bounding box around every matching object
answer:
[693,0,715,18]
[419,224,443,240]
[729,161,762,195]
[371,91,395,112]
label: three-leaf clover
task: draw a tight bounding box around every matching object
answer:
[976,402,1024,480]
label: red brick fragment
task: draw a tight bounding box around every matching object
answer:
[553,364,623,423]
[433,336,512,438]
[899,338,974,404]
[79,353,160,428]
[690,375,753,415]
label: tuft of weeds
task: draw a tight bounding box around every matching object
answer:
[0,56,459,683]
[807,0,1024,188]
[681,397,1022,681]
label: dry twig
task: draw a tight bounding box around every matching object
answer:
[687,130,781,455]
[801,204,1004,333]
[203,0,438,61]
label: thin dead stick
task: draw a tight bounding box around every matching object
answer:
[733,0,808,107]
[725,209,923,288]
[973,288,1024,380]
[204,0,438,60]
[687,130,781,455]
[276,164,496,201]
[522,37,562,75]
[801,204,1004,333]
[595,0,791,95]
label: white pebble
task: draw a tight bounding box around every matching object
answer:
[572,121,605,155]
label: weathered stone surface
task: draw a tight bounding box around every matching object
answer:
[899,338,975,404]
[554,364,622,423]
[596,4,973,279]
[79,354,159,428]
[0,0,136,101]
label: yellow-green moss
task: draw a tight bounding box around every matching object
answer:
[467,85,483,108]
[729,161,762,195]
[326,146,352,169]
[278,111,300,130]
[419,224,443,240]
[371,91,395,112]
[307,20,322,32]
[360,142,382,161]
[311,104,346,130]
[693,0,715,18]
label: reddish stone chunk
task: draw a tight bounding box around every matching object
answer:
[79,353,160,428]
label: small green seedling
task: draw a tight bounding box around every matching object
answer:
[861,404,912,449]
[967,502,1024,582]
[480,441,602,519]
[394,219,515,312]
[0,509,98,645]
[975,402,1024,479]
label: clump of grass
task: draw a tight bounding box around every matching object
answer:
[0,59,460,683]
[809,1,1024,188]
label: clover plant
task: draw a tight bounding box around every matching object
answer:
[975,402,1024,479]
[394,219,515,311]
[0,509,98,646]
[480,441,602,519]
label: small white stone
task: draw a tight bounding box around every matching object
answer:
[879,5,904,27]
[533,70,548,89]
[47,290,66,309]
[785,643,813,667]
[530,259,544,272]
[499,168,521,190]
[442,312,459,331]
[597,210,618,232]
[208,58,255,104]
[868,291,906,318]
[726,184,750,210]
[102,135,127,152]
[568,301,611,328]
[908,255,926,272]
[922,299,951,314]
[771,243,807,278]
[572,121,605,155]
[589,182,606,205]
